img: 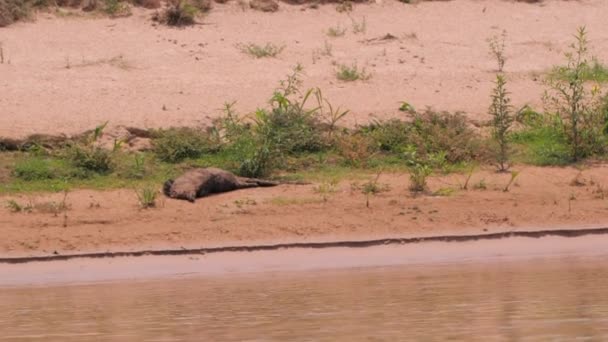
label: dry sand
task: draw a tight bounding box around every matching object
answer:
[2,0,608,259]
[2,0,608,138]
[2,165,608,257]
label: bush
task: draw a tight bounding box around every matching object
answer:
[66,145,113,174]
[408,163,431,193]
[335,133,376,167]
[13,157,56,181]
[104,0,131,16]
[360,119,410,153]
[545,27,608,160]
[155,0,197,26]
[0,0,31,27]
[360,110,482,163]
[13,156,87,180]
[489,74,514,171]
[152,127,219,163]
[336,63,371,82]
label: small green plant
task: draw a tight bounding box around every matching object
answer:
[350,16,366,34]
[399,101,415,112]
[489,74,514,171]
[136,187,158,209]
[66,145,113,174]
[336,63,371,82]
[408,163,432,194]
[544,26,607,161]
[6,199,25,213]
[104,0,131,17]
[433,187,455,197]
[503,170,520,192]
[313,178,339,202]
[335,1,352,13]
[155,0,198,26]
[237,42,285,58]
[360,172,389,208]
[473,179,487,190]
[549,58,608,83]
[153,127,218,163]
[487,29,507,72]
[314,88,349,140]
[234,198,257,208]
[327,25,346,37]
[461,164,476,190]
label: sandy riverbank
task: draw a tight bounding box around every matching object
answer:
[2,0,608,138]
[2,165,608,258]
[1,234,608,287]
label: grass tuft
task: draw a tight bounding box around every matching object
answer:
[336,63,371,82]
[237,42,285,58]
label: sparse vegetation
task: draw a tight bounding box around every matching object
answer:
[152,127,218,163]
[489,74,514,171]
[4,28,608,203]
[104,0,131,17]
[136,186,158,208]
[352,172,389,208]
[327,25,347,38]
[487,30,507,72]
[408,163,432,194]
[544,27,608,161]
[154,0,198,26]
[336,63,371,82]
[503,170,520,192]
[350,16,366,34]
[237,42,285,58]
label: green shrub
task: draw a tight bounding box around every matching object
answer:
[66,145,113,174]
[13,157,56,181]
[12,156,87,180]
[360,110,482,163]
[152,127,218,163]
[545,27,608,161]
[104,0,131,16]
[237,42,285,58]
[336,63,371,81]
[489,74,514,171]
[511,121,571,166]
[360,119,410,152]
[155,0,197,26]
[136,186,158,209]
[408,163,432,193]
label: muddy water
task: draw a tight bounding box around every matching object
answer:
[1,254,608,341]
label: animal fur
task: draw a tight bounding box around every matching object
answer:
[163,167,278,202]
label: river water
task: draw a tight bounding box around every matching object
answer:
[1,239,608,341]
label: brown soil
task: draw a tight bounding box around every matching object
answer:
[2,0,608,138]
[2,165,608,257]
[2,0,608,258]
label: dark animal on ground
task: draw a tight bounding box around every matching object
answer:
[163,167,278,202]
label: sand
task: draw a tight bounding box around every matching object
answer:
[2,0,608,138]
[2,165,608,257]
[2,0,608,259]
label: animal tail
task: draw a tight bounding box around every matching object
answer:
[162,179,174,197]
[251,179,279,187]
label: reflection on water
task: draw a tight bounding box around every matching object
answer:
[1,256,608,341]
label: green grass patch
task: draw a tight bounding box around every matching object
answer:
[336,63,371,82]
[511,125,571,166]
[548,59,608,83]
[237,43,285,58]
